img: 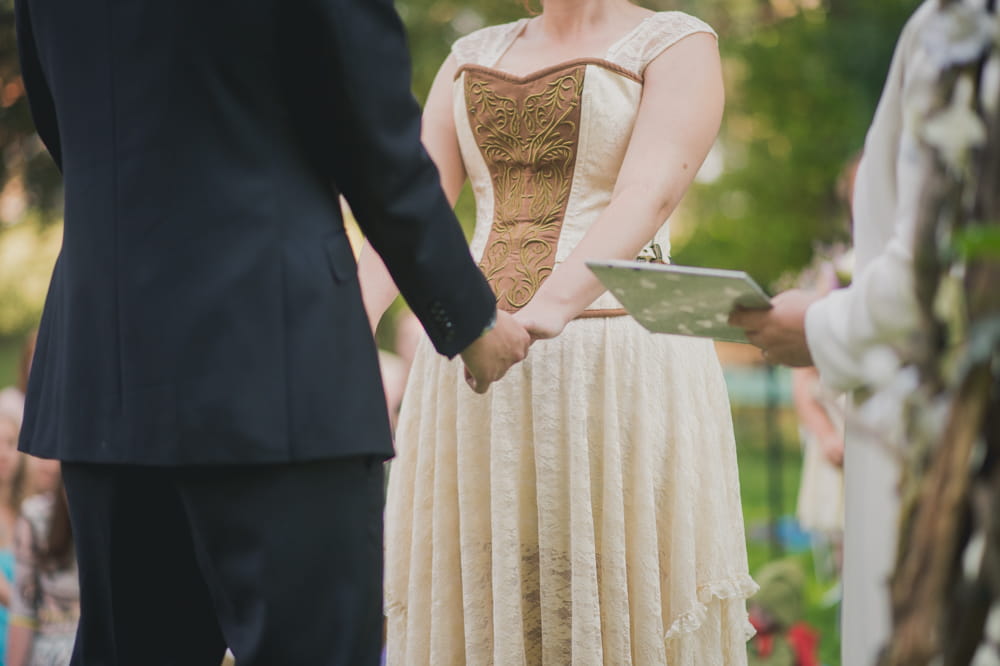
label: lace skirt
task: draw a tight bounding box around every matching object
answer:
[384,316,756,665]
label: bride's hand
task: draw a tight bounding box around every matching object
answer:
[514,304,569,342]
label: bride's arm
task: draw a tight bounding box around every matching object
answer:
[515,32,724,339]
[359,54,469,332]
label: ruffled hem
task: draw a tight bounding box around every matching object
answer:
[663,575,760,644]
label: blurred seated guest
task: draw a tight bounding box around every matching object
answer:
[793,367,845,574]
[6,471,79,666]
[791,257,849,575]
[748,560,820,666]
[379,311,427,434]
[23,460,60,499]
[0,405,30,641]
[372,310,429,435]
[0,331,37,418]
[0,403,30,666]
[390,311,422,377]
[378,350,409,434]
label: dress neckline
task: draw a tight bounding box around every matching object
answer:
[485,12,659,80]
[456,57,642,85]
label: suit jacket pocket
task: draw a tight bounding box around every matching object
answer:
[324,230,358,284]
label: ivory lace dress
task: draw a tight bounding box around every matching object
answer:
[384,12,756,665]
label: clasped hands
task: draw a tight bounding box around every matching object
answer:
[460,287,822,393]
[460,303,569,394]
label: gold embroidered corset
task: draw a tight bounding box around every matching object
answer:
[452,13,717,313]
[464,64,586,312]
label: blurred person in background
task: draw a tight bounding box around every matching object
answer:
[6,470,78,666]
[0,330,59,508]
[0,403,31,666]
[376,311,425,435]
[792,363,847,590]
[792,359,845,564]
[791,156,857,583]
[22,461,58,500]
[377,351,409,435]
[389,311,422,377]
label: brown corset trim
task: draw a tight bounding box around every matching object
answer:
[456,58,642,85]
[575,308,628,319]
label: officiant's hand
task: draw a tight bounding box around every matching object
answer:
[729,289,819,367]
[461,310,530,394]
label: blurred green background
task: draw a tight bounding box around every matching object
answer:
[0,1,924,663]
[0,0,922,344]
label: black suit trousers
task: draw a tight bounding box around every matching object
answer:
[62,458,385,666]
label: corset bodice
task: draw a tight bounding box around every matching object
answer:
[451,12,715,312]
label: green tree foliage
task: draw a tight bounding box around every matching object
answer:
[0,0,60,221]
[678,0,920,287]
[0,0,924,336]
[0,0,61,338]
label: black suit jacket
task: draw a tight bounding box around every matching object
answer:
[15,0,496,464]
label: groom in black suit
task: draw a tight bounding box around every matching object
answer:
[14,0,528,663]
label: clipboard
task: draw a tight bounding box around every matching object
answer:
[586,260,772,343]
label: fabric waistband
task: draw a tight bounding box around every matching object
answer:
[575,308,628,319]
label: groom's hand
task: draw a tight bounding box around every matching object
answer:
[729,289,819,367]
[461,310,530,394]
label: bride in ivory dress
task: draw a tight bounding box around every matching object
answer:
[359,0,757,663]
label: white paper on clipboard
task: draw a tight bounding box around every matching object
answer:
[587,260,772,343]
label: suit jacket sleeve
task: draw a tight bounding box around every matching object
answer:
[803,4,934,393]
[291,0,496,358]
[15,0,62,171]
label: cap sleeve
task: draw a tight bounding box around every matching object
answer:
[606,12,718,76]
[451,20,529,68]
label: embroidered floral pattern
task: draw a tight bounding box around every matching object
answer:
[464,65,586,311]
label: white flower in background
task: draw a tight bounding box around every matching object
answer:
[963,531,987,581]
[982,52,1000,115]
[452,9,485,36]
[913,391,953,448]
[986,601,1000,644]
[971,644,1000,666]
[832,246,855,285]
[921,2,998,70]
[856,358,918,441]
[934,266,968,328]
[861,345,903,389]
[921,74,988,173]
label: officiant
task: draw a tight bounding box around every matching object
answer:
[729,2,939,664]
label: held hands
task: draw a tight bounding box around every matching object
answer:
[460,299,573,394]
[728,289,820,367]
[460,310,531,394]
[513,301,570,342]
